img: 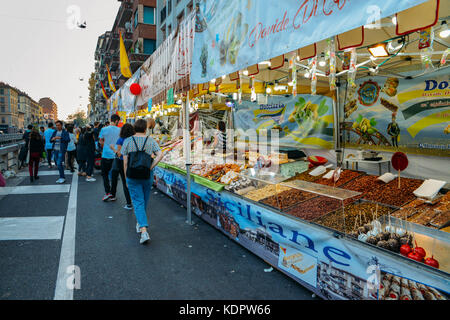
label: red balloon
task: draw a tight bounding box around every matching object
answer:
[391,152,408,171]
[130,83,141,95]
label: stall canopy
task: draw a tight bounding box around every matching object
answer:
[190,0,432,84]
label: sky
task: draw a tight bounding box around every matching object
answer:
[0,0,121,120]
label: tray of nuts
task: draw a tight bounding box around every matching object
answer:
[340,175,386,195]
[285,195,358,221]
[313,169,364,187]
[285,168,330,183]
[259,188,318,210]
[363,177,424,207]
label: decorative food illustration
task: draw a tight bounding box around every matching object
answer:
[358,80,381,106]
[382,77,399,97]
[288,97,329,132]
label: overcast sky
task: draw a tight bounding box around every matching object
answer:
[0,0,121,120]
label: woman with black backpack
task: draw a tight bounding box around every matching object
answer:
[122,119,163,244]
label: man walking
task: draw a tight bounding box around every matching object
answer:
[44,123,56,168]
[50,120,70,184]
[99,114,121,201]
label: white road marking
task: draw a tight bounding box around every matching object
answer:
[0,185,70,196]
[54,173,78,300]
[0,216,65,240]
[17,170,72,177]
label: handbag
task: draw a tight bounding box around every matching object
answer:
[112,156,122,172]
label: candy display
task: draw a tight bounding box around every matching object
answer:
[286,168,329,182]
[364,177,424,207]
[225,177,256,194]
[314,202,393,233]
[379,273,447,300]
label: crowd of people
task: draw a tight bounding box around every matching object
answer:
[20,115,163,244]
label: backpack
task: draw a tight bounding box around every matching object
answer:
[126,136,153,179]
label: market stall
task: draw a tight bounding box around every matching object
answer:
[110,0,450,300]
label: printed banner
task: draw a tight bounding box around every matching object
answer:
[154,166,450,300]
[234,95,334,149]
[343,68,450,157]
[136,11,195,106]
[191,0,427,83]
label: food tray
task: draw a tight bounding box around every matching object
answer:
[192,174,225,192]
[313,199,395,234]
[430,211,450,229]
[259,188,318,211]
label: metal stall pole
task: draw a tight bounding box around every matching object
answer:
[333,81,342,166]
[184,92,193,225]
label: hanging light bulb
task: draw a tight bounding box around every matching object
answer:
[243,70,249,76]
[319,59,326,67]
[222,75,226,79]
[266,87,272,94]
[304,71,311,78]
[232,92,238,100]
[210,79,216,83]
[392,16,397,25]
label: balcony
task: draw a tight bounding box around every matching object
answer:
[129,52,150,72]
[109,29,133,51]
[110,53,120,72]
[114,0,134,29]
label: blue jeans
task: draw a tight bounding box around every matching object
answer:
[54,150,66,179]
[126,177,152,228]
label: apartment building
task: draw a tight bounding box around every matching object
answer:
[93,0,157,122]
[156,0,194,47]
[0,82,19,132]
[39,97,58,122]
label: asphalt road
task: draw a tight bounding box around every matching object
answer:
[0,163,317,300]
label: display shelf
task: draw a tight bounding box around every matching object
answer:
[280,179,362,201]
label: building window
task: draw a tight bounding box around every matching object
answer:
[143,6,155,24]
[1,117,5,124]
[143,39,156,54]
[134,9,138,28]
[168,0,172,15]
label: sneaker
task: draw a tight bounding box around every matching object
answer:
[86,177,96,182]
[108,197,117,202]
[56,178,65,184]
[102,193,113,201]
[124,204,133,210]
[140,231,150,244]
[136,223,141,233]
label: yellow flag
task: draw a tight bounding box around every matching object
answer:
[106,64,117,92]
[120,32,132,78]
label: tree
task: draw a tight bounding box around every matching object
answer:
[67,109,88,127]
[88,72,96,109]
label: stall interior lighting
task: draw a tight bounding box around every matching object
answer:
[304,72,310,78]
[222,75,226,79]
[319,59,326,67]
[392,16,397,25]
[440,21,450,38]
[259,61,271,66]
[368,43,390,58]
[243,70,249,76]
[266,87,272,94]
[232,92,238,100]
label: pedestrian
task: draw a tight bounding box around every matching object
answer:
[99,114,121,201]
[122,119,164,244]
[77,125,96,182]
[109,123,135,209]
[39,126,46,163]
[93,121,100,142]
[66,125,77,173]
[44,123,56,168]
[50,120,70,184]
[19,124,33,169]
[27,128,44,183]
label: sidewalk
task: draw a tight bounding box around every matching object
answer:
[0,164,317,300]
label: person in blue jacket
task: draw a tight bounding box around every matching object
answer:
[50,120,70,184]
